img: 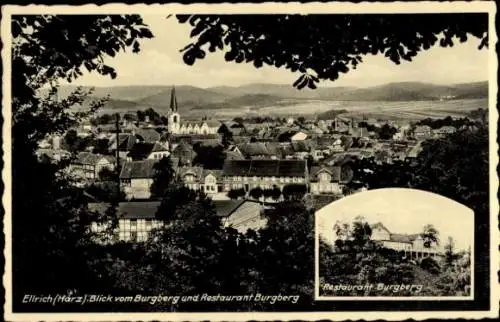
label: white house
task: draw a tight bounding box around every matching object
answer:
[309,166,344,195]
[177,166,223,195]
[371,222,442,259]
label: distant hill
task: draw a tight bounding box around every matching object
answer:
[52,81,488,115]
[190,93,298,110]
[136,85,230,109]
[212,81,487,102]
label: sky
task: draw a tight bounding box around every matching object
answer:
[316,188,474,251]
[70,15,489,89]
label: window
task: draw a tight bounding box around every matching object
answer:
[271,176,276,182]
[130,231,138,242]
[130,219,137,230]
[145,219,152,229]
[253,176,257,182]
[280,177,284,183]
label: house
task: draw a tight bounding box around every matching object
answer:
[371,222,442,259]
[120,159,158,200]
[433,125,457,138]
[215,199,269,233]
[236,142,280,160]
[177,167,224,195]
[222,159,308,192]
[88,198,269,242]
[69,152,115,181]
[309,166,344,195]
[171,141,197,166]
[89,201,164,243]
[225,145,246,161]
[282,141,315,160]
[127,142,170,161]
[178,120,220,135]
[413,125,432,140]
[134,128,162,143]
[108,133,141,158]
[291,131,308,141]
[277,129,306,142]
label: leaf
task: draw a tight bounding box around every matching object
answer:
[235,54,244,63]
[297,78,308,90]
[307,78,317,89]
[224,50,237,61]
[253,59,263,68]
[132,40,140,53]
[183,53,196,66]
[293,74,306,88]
[138,27,154,39]
[195,48,206,59]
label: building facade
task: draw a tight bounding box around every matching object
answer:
[221,159,308,192]
[69,152,115,181]
[309,166,344,195]
[120,159,158,200]
[371,222,442,259]
[166,86,220,135]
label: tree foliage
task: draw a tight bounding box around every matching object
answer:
[176,14,487,88]
[12,14,154,306]
[150,156,175,199]
[192,144,227,169]
[421,224,440,248]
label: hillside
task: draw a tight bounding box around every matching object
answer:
[51,81,488,115]
[212,81,487,102]
[136,85,230,109]
[190,93,297,110]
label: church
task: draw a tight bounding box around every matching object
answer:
[167,86,221,135]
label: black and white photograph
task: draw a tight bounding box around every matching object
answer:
[316,188,474,299]
[2,2,498,321]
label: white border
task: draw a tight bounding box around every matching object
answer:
[2,2,499,321]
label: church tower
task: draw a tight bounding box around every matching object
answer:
[168,86,181,134]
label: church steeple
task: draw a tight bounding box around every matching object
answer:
[170,86,178,112]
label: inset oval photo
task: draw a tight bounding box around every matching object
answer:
[315,188,474,300]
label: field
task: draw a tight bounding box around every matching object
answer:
[183,98,487,120]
